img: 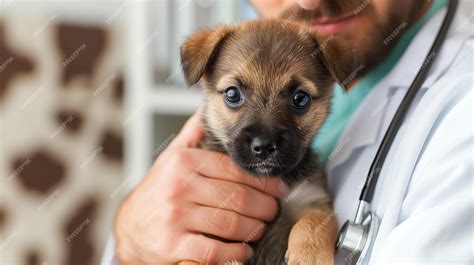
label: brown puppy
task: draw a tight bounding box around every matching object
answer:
[179,19,353,265]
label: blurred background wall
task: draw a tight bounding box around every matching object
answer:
[0,1,257,264]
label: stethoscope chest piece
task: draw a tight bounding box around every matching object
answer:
[335,211,379,265]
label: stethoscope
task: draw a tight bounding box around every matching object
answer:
[334,0,459,264]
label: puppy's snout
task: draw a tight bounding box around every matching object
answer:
[250,136,277,159]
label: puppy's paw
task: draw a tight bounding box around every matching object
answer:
[285,207,337,265]
[285,248,332,265]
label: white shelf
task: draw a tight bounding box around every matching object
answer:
[147,87,204,115]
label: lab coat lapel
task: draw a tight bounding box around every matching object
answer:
[325,83,392,172]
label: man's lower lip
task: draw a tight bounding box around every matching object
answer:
[309,15,355,34]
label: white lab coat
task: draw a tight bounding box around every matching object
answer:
[329,1,473,263]
[102,1,473,264]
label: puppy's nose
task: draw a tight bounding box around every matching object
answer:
[250,137,277,159]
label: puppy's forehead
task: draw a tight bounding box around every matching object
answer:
[215,20,324,94]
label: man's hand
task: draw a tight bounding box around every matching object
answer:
[295,0,321,9]
[114,111,289,264]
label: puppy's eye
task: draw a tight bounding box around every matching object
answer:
[224,86,244,108]
[291,91,311,111]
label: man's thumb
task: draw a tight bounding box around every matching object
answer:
[169,109,205,149]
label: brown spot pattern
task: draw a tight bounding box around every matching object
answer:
[12,150,66,195]
[56,24,107,86]
[56,110,83,134]
[99,130,123,162]
[63,197,98,265]
[0,23,35,101]
[0,206,7,231]
[113,74,124,103]
[25,250,40,265]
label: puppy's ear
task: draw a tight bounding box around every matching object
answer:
[313,35,358,92]
[180,25,233,87]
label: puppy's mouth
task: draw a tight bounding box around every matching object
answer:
[226,124,306,178]
[241,162,285,177]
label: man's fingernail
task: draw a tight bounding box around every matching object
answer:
[246,245,254,259]
[279,180,289,195]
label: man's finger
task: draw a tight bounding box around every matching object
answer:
[183,149,289,198]
[170,109,205,149]
[185,205,265,242]
[296,0,321,9]
[188,176,279,221]
[176,234,253,264]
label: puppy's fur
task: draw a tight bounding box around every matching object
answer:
[179,19,353,264]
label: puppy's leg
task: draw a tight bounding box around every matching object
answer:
[285,205,337,265]
[246,213,294,264]
[282,174,337,265]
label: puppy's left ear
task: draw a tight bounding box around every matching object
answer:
[312,35,359,92]
[180,25,233,87]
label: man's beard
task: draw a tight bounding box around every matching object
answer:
[280,0,427,82]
